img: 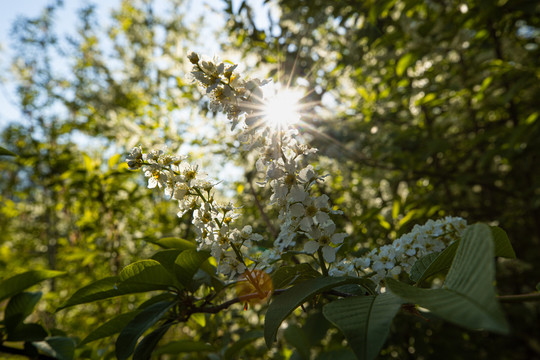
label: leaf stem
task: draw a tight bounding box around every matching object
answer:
[498,292,540,303]
[317,248,329,276]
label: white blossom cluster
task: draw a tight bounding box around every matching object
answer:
[188,52,348,269]
[129,52,468,288]
[126,146,264,277]
[328,216,468,284]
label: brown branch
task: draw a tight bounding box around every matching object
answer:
[498,292,540,303]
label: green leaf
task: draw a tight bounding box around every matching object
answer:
[409,242,458,283]
[536,283,540,292]
[490,226,516,258]
[396,53,415,76]
[153,340,215,355]
[133,323,172,360]
[264,276,371,347]
[284,324,311,360]
[271,263,321,289]
[322,293,403,360]
[149,237,197,250]
[119,260,178,288]
[115,300,175,360]
[387,223,509,334]
[152,249,183,271]
[173,249,211,288]
[0,146,16,156]
[79,310,142,345]
[6,323,48,342]
[34,337,76,360]
[57,276,162,311]
[0,270,65,302]
[224,331,263,360]
[4,291,42,331]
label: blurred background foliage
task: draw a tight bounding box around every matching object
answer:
[0,0,539,358]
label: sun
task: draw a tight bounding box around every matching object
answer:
[262,87,304,130]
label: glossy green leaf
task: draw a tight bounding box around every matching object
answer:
[173,249,211,288]
[323,293,403,360]
[39,337,76,360]
[4,291,42,331]
[115,300,175,360]
[387,223,509,334]
[149,237,197,250]
[410,225,516,284]
[271,263,321,289]
[264,276,371,347]
[409,242,458,283]
[79,310,142,345]
[224,330,263,360]
[0,146,16,156]
[0,270,65,303]
[119,259,177,288]
[6,323,48,342]
[490,226,516,258]
[57,276,162,311]
[153,340,215,355]
[152,249,183,271]
[133,322,172,360]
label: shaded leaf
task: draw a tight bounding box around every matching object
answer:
[284,324,311,360]
[4,291,42,331]
[491,226,516,258]
[409,243,457,283]
[57,276,160,311]
[79,310,142,346]
[6,323,48,342]
[0,270,65,303]
[115,301,175,360]
[133,323,172,360]
[264,276,372,347]
[271,263,321,289]
[224,331,263,360]
[0,146,16,156]
[323,293,403,360]
[153,340,215,355]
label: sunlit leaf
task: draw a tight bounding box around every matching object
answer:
[173,249,211,288]
[119,260,177,288]
[396,53,415,76]
[0,270,65,303]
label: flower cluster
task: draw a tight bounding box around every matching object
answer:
[126,146,264,278]
[129,52,469,290]
[188,52,347,269]
[329,216,468,283]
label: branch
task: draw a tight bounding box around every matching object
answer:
[498,292,540,303]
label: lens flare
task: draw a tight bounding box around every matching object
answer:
[262,88,304,130]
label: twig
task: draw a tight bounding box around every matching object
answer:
[498,292,540,303]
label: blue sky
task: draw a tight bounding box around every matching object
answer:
[0,0,275,128]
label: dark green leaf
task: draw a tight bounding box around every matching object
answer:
[323,293,402,360]
[153,340,215,355]
[264,276,371,347]
[57,276,160,311]
[0,146,16,156]
[271,263,321,289]
[409,242,458,284]
[490,226,516,258]
[387,223,509,334]
[44,337,76,360]
[4,291,42,331]
[6,323,48,342]
[173,249,211,288]
[152,249,183,272]
[0,270,65,303]
[133,322,172,360]
[115,300,175,360]
[79,310,142,346]
[224,330,263,360]
[284,324,311,360]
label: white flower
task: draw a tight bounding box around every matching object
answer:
[303,222,347,263]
